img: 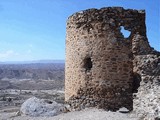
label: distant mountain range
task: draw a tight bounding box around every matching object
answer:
[0,60,65,64]
[0,62,65,81]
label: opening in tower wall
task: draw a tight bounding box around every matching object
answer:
[83,57,92,71]
[132,73,141,93]
[120,26,131,38]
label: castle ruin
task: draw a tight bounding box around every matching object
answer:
[65,7,160,118]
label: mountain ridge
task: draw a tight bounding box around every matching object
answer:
[0,60,65,64]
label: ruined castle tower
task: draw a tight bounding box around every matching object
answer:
[65,7,152,111]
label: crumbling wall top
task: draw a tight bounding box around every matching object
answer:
[67,7,146,38]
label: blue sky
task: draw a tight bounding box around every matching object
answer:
[0,0,159,61]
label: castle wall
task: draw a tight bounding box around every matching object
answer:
[65,7,151,111]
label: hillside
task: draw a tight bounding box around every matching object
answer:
[0,63,65,90]
[0,63,64,80]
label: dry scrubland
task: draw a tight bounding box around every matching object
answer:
[0,63,65,119]
[0,63,140,120]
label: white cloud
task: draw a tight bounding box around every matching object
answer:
[0,50,18,59]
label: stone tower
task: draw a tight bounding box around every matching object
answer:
[65,7,152,111]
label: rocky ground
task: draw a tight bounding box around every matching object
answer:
[0,87,141,120]
[0,78,154,120]
[0,89,64,109]
[0,89,64,120]
[1,108,140,120]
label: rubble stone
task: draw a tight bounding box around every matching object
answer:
[20,97,63,117]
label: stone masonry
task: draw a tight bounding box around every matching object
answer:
[65,7,160,118]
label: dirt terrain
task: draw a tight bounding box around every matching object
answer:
[0,88,140,120]
[0,63,65,119]
[0,89,65,120]
[1,108,140,120]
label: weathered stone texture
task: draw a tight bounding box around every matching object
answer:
[133,54,160,119]
[65,7,160,118]
[66,7,145,111]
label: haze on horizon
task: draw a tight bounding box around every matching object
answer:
[0,0,159,62]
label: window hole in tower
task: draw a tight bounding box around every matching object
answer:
[120,26,131,38]
[132,73,141,93]
[84,57,92,71]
